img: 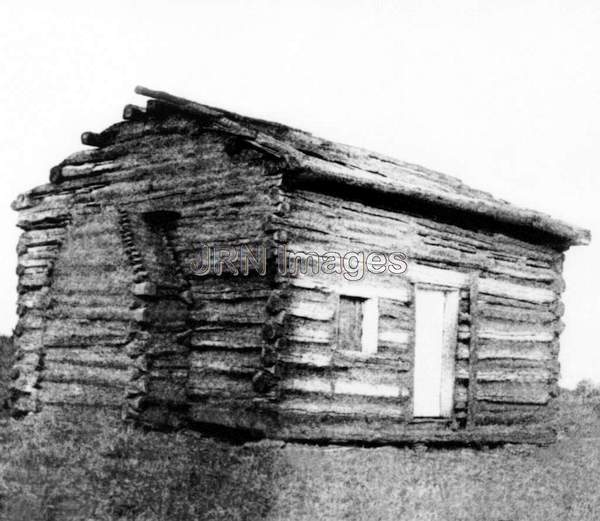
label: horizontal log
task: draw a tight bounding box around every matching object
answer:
[333,380,409,398]
[122,104,146,121]
[19,244,60,261]
[187,374,255,398]
[278,351,332,369]
[187,402,270,433]
[43,362,131,386]
[332,350,410,370]
[144,335,189,357]
[51,268,133,293]
[378,298,413,321]
[476,400,557,414]
[477,340,554,361]
[478,304,557,323]
[50,161,121,183]
[278,396,408,419]
[474,402,552,426]
[46,305,135,322]
[190,299,267,325]
[131,304,188,328]
[17,209,71,231]
[81,131,115,147]
[17,293,48,315]
[38,381,122,407]
[13,330,44,352]
[287,275,411,302]
[272,413,556,445]
[477,329,555,342]
[330,360,405,380]
[281,376,331,395]
[44,347,130,368]
[378,330,411,345]
[475,382,551,404]
[456,362,554,383]
[148,367,188,380]
[43,332,130,348]
[189,351,260,376]
[12,192,38,211]
[49,290,133,309]
[287,301,335,321]
[15,313,44,332]
[288,317,333,344]
[190,324,264,350]
[478,278,556,303]
[190,279,272,300]
[405,264,468,287]
[17,229,66,252]
[18,272,52,290]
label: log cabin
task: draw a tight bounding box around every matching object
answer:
[10,86,590,445]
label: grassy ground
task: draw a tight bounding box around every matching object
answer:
[0,392,597,520]
[0,337,598,520]
[0,336,15,415]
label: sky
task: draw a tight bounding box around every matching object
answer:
[0,0,598,387]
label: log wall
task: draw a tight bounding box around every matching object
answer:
[11,112,280,428]
[267,187,564,442]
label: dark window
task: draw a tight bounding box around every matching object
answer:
[337,295,365,351]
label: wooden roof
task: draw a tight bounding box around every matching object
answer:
[15,86,589,248]
[131,87,589,248]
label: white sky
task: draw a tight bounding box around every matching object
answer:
[0,1,598,387]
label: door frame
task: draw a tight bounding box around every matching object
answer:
[411,282,460,419]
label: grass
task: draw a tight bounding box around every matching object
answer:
[0,336,598,520]
[0,335,15,415]
[0,411,280,521]
[0,392,597,520]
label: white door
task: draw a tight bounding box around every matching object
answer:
[413,287,459,418]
